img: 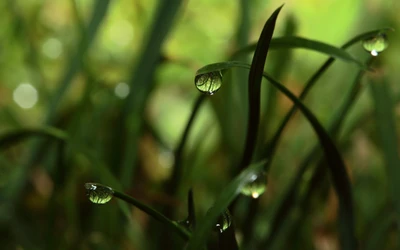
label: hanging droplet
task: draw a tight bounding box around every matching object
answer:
[194,71,222,95]
[241,171,267,199]
[362,33,388,56]
[210,209,232,233]
[178,219,194,231]
[85,183,114,204]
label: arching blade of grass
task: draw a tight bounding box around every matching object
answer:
[195,61,356,250]
[232,28,393,63]
[165,95,206,200]
[238,4,283,172]
[119,0,184,187]
[261,28,392,173]
[258,57,374,249]
[111,189,191,240]
[369,76,400,243]
[185,160,266,250]
[0,127,68,150]
[45,0,111,123]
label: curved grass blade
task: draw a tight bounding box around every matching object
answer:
[238,4,283,172]
[165,95,206,200]
[195,61,356,250]
[232,28,393,65]
[0,127,68,150]
[111,189,191,240]
[45,0,111,123]
[258,59,373,249]
[119,0,184,186]
[262,28,393,174]
[369,76,400,242]
[185,160,266,250]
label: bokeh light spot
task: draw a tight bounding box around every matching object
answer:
[13,83,39,109]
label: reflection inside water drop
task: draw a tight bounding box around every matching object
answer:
[206,208,232,233]
[362,33,388,57]
[85,183,114,204]
[241,171,267,199]
[194,71,222,95]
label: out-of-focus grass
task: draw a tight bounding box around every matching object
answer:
[0,0,399,249]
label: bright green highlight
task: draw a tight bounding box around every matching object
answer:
[241,171,267,199]
[194,71,222,95]
[362,34,388,56]
[85,183,114,204]
[214,209,232,233]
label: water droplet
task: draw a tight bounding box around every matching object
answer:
[362,33,388,56]
[85,183,114,204]
[241,172,267,199]
[178,219,193,231]
[194,71,222,95]
[208,209,231,233]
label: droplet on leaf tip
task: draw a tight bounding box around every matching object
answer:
[194,71,222,95]
[85,183,114,205]
[362,33,388,57]
[241,171,267,199]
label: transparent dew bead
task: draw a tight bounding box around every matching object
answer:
[241,171,267,199]
[362,33,388,56]
[214,210,232,233]
[194,71,222,95]
[84,183,114,204]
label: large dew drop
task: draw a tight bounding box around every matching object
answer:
[241,172,267,199]
[194,71,222,95]
[362,33,388,56]
[85,183,114,204]
[213,209,232,233]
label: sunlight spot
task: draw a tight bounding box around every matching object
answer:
[42,38,63,59]
[114,82,130,99]
[109,19,134,47]
[13,83,39,109]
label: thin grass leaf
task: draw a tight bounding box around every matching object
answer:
[232,28,393,65]
[165,95,206,199]
[111,189,191,240]
[119,0,183,187]
[363,208,396,250]
[0,127,68,150]
[186,160,266,250]
[259,56,375,248]
[262,28,392,175]
[195,61,356,250]
[238,5,283,172]
[369,76,400,243]
[187,189,196,229]
[45,0,110,123]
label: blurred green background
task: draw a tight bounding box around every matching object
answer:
[0,0,399,249]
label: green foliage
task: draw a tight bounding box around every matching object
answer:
[0,1,399,250]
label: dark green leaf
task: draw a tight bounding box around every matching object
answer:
[195,61,357,250]
[0,127,67,150]
[238,5,283,172]
[186,160,266,250]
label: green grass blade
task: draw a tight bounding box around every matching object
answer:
[112,189,191,240]
[369,76,400,243]
[45,0,110,123]
[119,0,183,187]
[195,61,356,250]
[234,36,366,68]
[259,58,373,249]
[238,5,283,172]
[262,29,391,174]
[165,95,206,198]
[185,160,266,250]
[0,127,68,150]
[232,28,393,65]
